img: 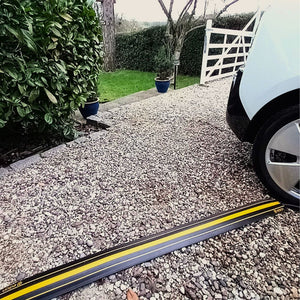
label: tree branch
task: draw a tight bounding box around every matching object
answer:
[169,0,174,17]
[203,0,208,19]
[185,23,205,36]
[187,0,198,24]
[216,0,240,18]
[178,0,193,21]
[157,0,175,28]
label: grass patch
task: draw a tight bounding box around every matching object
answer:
[98,70,199,102]
[176,74,199,89]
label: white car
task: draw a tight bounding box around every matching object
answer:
[226,0,299,208]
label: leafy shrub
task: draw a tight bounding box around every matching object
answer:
[0,0,102,138]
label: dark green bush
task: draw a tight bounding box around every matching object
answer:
[213,13,254,30]
[179,27,205,76]
[116,26,165,72]
[0,0,102,138]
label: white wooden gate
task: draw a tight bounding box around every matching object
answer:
[200,11,262,85]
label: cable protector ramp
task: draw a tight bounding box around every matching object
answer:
[0,200,284,300]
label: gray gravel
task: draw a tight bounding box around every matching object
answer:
[0,78,299,300]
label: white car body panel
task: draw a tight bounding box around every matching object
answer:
[239,0,300,120]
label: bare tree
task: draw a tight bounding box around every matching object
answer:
[157,0,240,64]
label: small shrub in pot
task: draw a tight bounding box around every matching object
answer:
[154,46,173,80]
[154,46,173,92]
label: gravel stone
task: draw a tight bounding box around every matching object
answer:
[16,272,26,282]
[274,287,283,295]
[213,281,220,290]
[291,287,299,298]
[86,240,93,247]
[219,279,227,287]
[114,288,122,295]
[108,275,116,281]
[179,286,185,294]
[0,78,299,300]
[259,252,266,258]
[143,262,152,268]
[140,282,146,291]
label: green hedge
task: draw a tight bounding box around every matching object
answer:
[116,13,254,76]
[116,26,165,72]
[0,0,102,138]
[179,27,205,76]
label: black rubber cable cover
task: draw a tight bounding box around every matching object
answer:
[0,200,284,300]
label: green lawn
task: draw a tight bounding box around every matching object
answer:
[98,70,199,102]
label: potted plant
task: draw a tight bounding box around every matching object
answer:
[154,46,173,93]
[79,91,100,119]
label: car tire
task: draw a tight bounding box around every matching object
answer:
[252,105,300,208]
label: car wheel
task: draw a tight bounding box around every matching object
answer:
[252,105,300,208]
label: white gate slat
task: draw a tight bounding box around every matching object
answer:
[200,10,263,85]
[205,71,238,81]
[207,43,252,48]
[206,27,255,37]
[206,53,248,60]
[205,62,244,71]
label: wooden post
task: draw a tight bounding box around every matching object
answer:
[200,19,212,85]
[99,0,116,72]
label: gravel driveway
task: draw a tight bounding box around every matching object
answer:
[0,78,299,299]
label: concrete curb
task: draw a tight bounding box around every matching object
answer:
[98,88,166,112]
[9,154,41,171]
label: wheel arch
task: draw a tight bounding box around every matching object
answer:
[245,88,300,143]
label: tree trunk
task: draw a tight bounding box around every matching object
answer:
[100,0,116,71]
[174,35,185,60]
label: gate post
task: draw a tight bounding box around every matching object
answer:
[200,19,212,85]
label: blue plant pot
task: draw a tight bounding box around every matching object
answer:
[79,101,99,119]
[155,78,170,93]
